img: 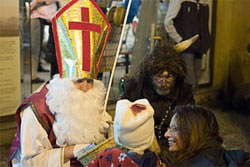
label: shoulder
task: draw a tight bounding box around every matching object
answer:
[144,150,163,167]
[177,83,195,104]
[182,149,250,167]
[24,81,49,102]
[181,153,215,167]
[124,77,138,88]
[199,0,209,6]
[121,77,141,101]
[224,150,250,166]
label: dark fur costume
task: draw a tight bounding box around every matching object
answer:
[121,46,194,163]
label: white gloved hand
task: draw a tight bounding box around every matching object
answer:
[102,121,111,133]
[73,143,89,158]
[100,120,114,139]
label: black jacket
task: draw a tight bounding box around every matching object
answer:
[165,0,210,54]
[180,140,250,167]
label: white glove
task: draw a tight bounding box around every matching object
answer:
[100,120,114,138]
[101,121,111,133]
[73,143,89,158]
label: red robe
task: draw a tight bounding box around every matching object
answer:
[8,82,82,167]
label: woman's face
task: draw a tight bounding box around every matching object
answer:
[164,114,185,152]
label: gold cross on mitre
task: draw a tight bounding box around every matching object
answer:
[52,0,111,79]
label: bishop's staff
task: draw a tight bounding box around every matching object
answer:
[103,0,133,113]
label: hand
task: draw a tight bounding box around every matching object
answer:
[100,120,113,138]
[73,143,89,158]
[64,145,74,162]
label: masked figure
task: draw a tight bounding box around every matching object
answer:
[88,99,162,167]
[121,46,195,163]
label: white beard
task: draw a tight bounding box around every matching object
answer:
[46,76,112,147]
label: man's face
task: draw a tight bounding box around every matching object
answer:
[73,78,93,92]
[164,114,185,152]
[152,70,176,96]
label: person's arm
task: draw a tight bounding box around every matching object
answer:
[63,145,74,163]
[164,0,183,43]
[179,83,195,105]
[30,0,58,11]
[120,78,140,102]
[19,107,71,167]
[45,0,59,5]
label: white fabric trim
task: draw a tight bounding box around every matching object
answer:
[12,107,70,167]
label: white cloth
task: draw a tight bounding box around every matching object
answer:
[114,99,155,155]
[12,107,70,167]
[46,77,111,147]
[11,77,112,166]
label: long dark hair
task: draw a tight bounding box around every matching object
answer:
[170,105,223,165]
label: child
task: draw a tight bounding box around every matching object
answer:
[87,99,162,167]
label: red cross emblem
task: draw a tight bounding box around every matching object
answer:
[68,7,101,72]
[52,0,111,78]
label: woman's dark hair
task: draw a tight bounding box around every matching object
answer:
[171,105,222,165]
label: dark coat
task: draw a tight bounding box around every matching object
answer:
[179,140,250,167]
[168,138,250,167]
[181,149,250,167]
[121,77,194,141]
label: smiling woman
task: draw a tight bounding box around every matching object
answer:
[164,105,250,167]
[164,114,185,152]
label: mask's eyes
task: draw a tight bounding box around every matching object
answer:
[154,73,176,81]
